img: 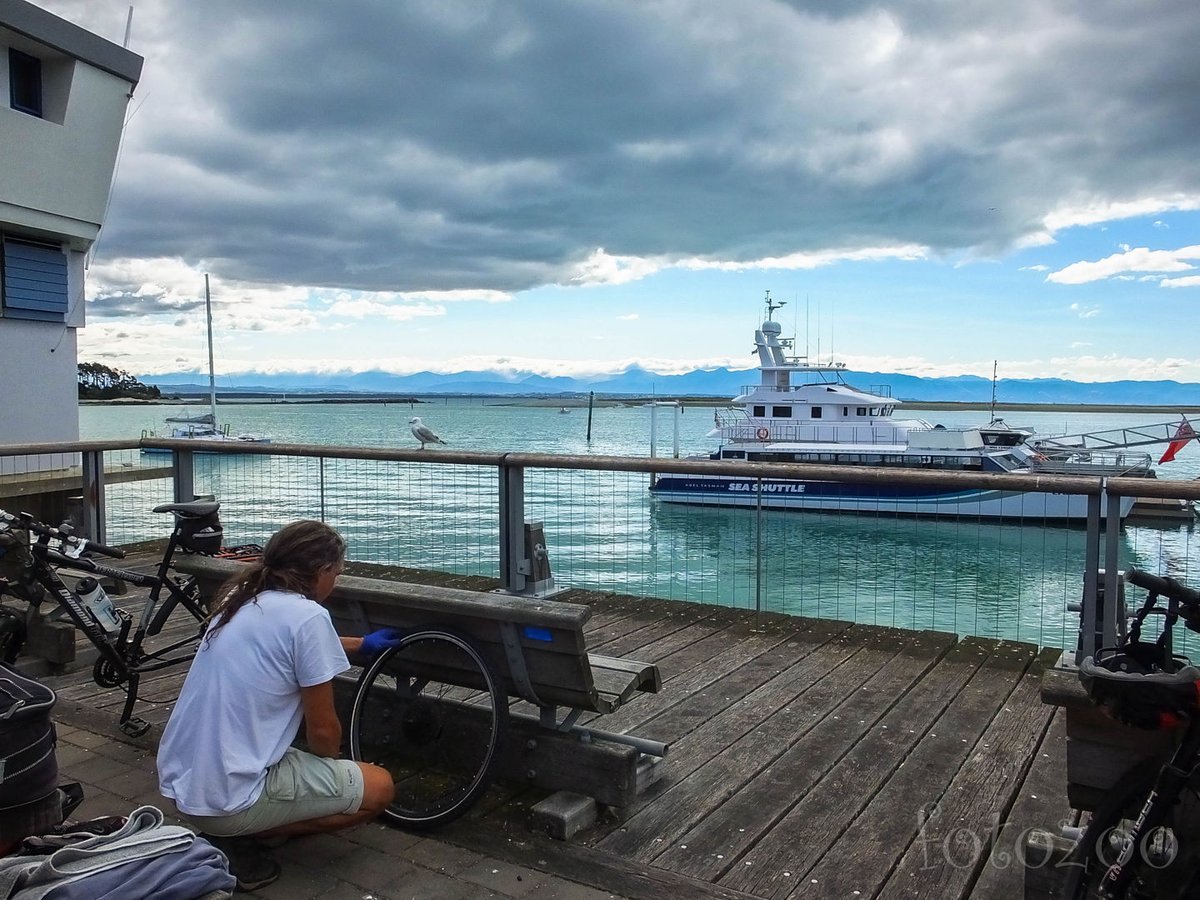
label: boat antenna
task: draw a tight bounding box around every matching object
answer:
[765,289,785,320]
[805,295,810,361]
[989,360,998,424]
[204,274,217,424]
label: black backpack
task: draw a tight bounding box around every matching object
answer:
[0,662,58,821]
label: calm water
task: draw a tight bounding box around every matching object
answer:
[78,400,1200,648]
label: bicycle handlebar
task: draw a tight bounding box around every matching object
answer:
[0,509,126,559]
[1127,568,1200,607]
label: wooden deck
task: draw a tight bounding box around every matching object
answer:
[29,553,1072,900]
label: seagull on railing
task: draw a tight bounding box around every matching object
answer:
[409,417,447,449]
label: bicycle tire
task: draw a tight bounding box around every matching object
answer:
[348,628,508,830]
[1062,760,1200,898]
[0,614,25,664]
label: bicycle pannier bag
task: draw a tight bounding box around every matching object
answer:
[0,525,31,581]
[0,662,58,833]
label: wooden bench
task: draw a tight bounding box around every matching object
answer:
[174,555,666,817]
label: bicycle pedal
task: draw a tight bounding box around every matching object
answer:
[120,717,151,738]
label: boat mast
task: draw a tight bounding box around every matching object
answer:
[204,274,217,424]
[989,360,998,423]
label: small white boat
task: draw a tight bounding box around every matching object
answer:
[142,275,270,455]
[649,294,1170,522]
[558,406,571,414]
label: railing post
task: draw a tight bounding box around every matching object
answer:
[1078,491,1102,662]
[80,449,106,543]
[754,477,764,620]
[498,458,526,593]
[1102,481,1122,650]
[173,449,195,503]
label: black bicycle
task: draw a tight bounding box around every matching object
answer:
[348,628,508,829]
[1062,568,1200,899]
[0,501,225,737]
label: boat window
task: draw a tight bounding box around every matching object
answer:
[870,407,880,415]
[843,407,849,416]
[856,407,867,416]
[722,450,746,460]
[753,405,766,417]
[8,49,42,118]
[772,406,792,418]
[811,406,823,419]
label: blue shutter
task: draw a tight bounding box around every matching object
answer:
[3,240,68,322]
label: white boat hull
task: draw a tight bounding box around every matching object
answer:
[649,473,1136,522]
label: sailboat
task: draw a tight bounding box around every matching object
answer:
[141,275,270,454]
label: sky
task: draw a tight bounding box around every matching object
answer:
[38,0,1200,385]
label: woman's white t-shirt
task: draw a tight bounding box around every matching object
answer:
[157,590,349,816]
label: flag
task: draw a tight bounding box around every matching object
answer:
[1158,415,1196,464]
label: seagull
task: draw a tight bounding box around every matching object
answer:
[409,417,447,449]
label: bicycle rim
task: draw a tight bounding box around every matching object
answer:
[348,629,507,830]
[1063,761,1200,899]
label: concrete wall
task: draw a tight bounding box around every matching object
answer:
[0,31,133,246]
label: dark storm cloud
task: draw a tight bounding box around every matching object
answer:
[49,0,1200,292]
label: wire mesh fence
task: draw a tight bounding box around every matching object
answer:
[2,441,1197,652]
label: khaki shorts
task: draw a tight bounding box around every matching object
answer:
[182,748,365,837]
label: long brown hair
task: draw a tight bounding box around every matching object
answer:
[206,520,345,639]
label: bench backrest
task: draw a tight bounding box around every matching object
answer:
[173,556,653,713]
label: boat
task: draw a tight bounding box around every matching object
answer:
[648,294,1169,522]
[559,406,571,414]
[141,275,270,454]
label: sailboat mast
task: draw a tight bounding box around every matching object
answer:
[204,274,217,424]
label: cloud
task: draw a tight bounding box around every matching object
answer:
[1161,275,1200,288]
[616,313,639,321]
[1019,264,1049,272]
[38,0,1200,300]
[1069,302,1100,319]
[1047,245,1200,284]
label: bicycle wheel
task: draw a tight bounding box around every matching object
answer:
[1062,760,1200,898]
[348,629,508,830]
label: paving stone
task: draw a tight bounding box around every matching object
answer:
[455,858,547,897]
[65,753,131,785]
[520,877,627,900]
[404,836,486,875]
[100,766,159,802]
[59,728,112,750]
[277,832,360,868]
[251,859,339,899]
[313,880,398,900]
[325,843,419,893]
[344,822,423,855]
[382,867,483,900]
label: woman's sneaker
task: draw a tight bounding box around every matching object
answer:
[199,833,281,891]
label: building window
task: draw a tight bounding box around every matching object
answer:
[2,239,68,321]
[811,406,823,419]
[9,49,43,117]
[772,406,792,418]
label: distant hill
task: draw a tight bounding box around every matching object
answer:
[140,366,1200,406]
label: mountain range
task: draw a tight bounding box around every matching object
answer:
[138,366,1200,406]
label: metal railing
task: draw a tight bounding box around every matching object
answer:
[1,437,1197,655]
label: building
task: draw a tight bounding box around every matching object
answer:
[0,0,142,458]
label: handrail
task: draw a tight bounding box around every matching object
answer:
[4,436,1200,500]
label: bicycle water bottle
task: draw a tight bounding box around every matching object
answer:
[76,577,122,634]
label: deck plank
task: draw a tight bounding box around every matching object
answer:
[595,624,908,859]
[876,645,1057,899]
[656,629,955,880]
[773,640,1035,900]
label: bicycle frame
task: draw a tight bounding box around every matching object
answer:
[14,522,210,736]
[1098,717,1200,896]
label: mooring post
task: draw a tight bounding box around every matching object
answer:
[173,448,195,505]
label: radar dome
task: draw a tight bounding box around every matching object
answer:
[761,320,782,336]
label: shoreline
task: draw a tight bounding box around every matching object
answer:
[79,396,1200,415]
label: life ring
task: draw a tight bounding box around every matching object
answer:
[755,427,770,441]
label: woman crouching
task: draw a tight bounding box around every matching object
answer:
[157,520,402,890]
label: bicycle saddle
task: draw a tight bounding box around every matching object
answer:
[152,501,220,518]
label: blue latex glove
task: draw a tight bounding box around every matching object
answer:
[359,627,406,658]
